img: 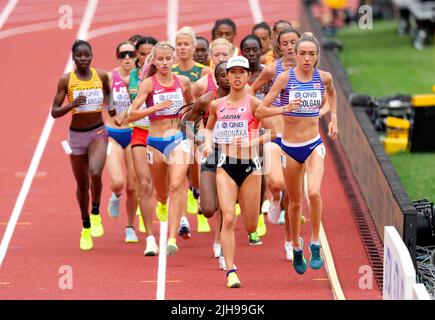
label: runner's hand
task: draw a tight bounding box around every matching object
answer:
[282,98,302,113]
[155,99,172,111]
[72,95,87,108]
[328,119,338,141]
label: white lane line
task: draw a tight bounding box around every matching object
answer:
[155,0,178,301]
[156,221,168,300]
[0,0,99,268]
[0,0,18,30]
[303,172,345,300]
[248,0,263,24]
[167,0,178,45]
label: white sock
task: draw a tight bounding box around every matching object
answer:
[180,216,189,226]
[311,240,320,246]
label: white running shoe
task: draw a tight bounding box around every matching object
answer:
[284,241,293,261]
[219,255,227,270]
[267,201,281,224]
[213,243,221,258]
[277,210,286,225]
[125,227,139,243]
[261,199,271,213]
[108,193,121,218]
[144,236,159,256]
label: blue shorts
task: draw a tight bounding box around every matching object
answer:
[271,135,282,146]
[147,131,186,159]
[281,135,323,164]
[106,126,132,149]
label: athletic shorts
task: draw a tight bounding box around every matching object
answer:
[281,135,323,164]
[106,126,132,149]
[68,123,108,156]
[131,127,149,148]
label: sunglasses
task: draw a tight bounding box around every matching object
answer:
[117,50,136,59]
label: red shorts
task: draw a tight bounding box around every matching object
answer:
[131,127,149,148]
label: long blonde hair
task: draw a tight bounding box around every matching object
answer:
[145,41,176,78]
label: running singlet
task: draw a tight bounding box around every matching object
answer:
[172,62,206,83]
[271,59,284,107]
[111,69,131,114]
[213,95,260,144]
[280,68,325,117]
[129,68,150,129]
[145,74,185,120]
[68,68,104,114]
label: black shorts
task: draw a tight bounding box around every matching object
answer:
[218,156,262,187]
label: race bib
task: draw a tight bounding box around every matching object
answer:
[72,89,103,113]
[153,89,184,116]
[289,90,322,115]
[213,120,249,144]
[112,87,131,113]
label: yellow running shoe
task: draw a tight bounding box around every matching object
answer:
[197,213,211,233]
[80,228,93,251]
[235,203,241,216]
[301,215,307,224]
[90,214,104,237]
[136,204,140,216]
[156,202,168,222]
[187,189,198,214]
[226,270,241,288]
[166,238,178,256]
[256,213,267,237]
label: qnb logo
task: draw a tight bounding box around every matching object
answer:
[294,92,302,99]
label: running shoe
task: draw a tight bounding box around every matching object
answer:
[248,232,263,246]
[285,238,303,261]
[156,202,168,222]
[197,213,211,233]
[292,249,307,275]
[219,255,227,271]
[256,213,267,237]
[178,224,191,239]
[235,203,241,216]
[277,210,286,225]
[90,214,104,237]
[213,243,221,258]
[261,199,271,214]
[166,238,178,256]
[309,243,323,270]
[125,226,139,243]
[187,188,198,214]
[226,270,241,288]
[107,193,121,218]
[144,236,159,256]
[284,241,293,261]
[80,228,93,251]
[267,201,281,224]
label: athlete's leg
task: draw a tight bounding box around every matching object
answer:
[88,138,108,209]
[216,167,238,271]
[70,155,90,221]
[124,145,139,228]
[238,173,261,233]
[305,146,325,243]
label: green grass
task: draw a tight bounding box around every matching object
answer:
[335,20,435,201]
[336,20,434,97]
[390,152,435,201]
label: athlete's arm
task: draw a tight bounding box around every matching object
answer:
[179,75,194,104]
[192,75,207,99]
[255,72,300,119]
[51,74,85,118]
[97,68,115,117]
[127,77,171,122]
[321,71,338,140]
[249,62,275,95]
[203,100,218,157]
[201,66,211,77]
[251,96,276,146]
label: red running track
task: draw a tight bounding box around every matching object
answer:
[0,0,381,300]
